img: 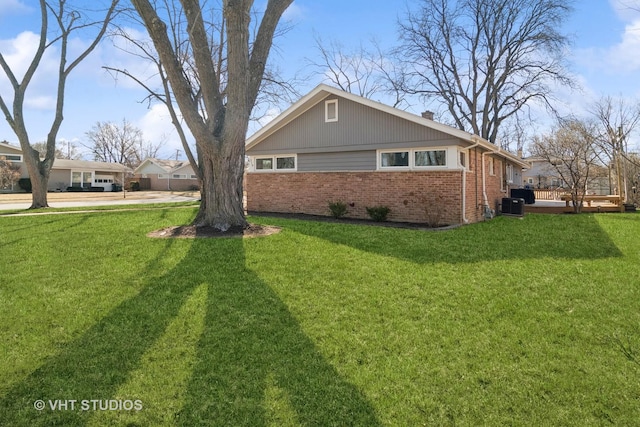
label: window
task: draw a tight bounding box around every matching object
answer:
[71,171,92,188]
[0,154,21,161]
[252,155,296,172]
[459,151,467,168]
[276,156,295,169]
[415,150,446,167]
[378,147,458,170]
[506,164,514,184]
[527,178,534,184]
[158,174,168,179]
[380,151,409,168]
[489,157,495,176]
[190,174,197,179]
[325,99,338,122]
[255,158,273,170]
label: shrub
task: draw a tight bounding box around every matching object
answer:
[419,193,445,228]
[328,201,349,218]
[18,178,32,193]
[129,181,140,191]
[366,205,391,222]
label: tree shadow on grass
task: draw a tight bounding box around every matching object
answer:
[255,214,623,264]
[177,239,380,426]
[0,235,380,426]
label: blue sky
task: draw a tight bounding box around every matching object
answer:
[1,0,640,159]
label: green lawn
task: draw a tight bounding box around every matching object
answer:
[1,208,639,426]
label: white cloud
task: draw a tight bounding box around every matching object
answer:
[573,18,640,78]
[0,31,45,79]
[283,3,305,21]
[76,26,163,91]
[610,0,640,22]
[0,0,30,15]
[24,95,56,110]
[606,19,640,72]
[136,103,194,159]
[0,31,62,111]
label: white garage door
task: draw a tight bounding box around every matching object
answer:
[94,175,114,191]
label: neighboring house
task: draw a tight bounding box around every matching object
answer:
[134,158,199,191]
[0,141,129,192]
[523,157,611,195]
[522,157,566,189]
[245,84,529,225]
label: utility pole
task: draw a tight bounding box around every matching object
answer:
[621,126,628,205]
[616,126,625,212]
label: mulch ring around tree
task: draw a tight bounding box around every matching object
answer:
[147,223,281,239]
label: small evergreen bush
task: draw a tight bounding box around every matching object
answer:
[366,206,391,222]
[328,201,349,218]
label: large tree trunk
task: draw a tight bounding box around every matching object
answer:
[131,0,292,231]
[194,136,247,230]
[20,144,50,209]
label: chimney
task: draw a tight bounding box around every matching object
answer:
[421,110,434,120]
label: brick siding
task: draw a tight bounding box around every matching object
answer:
[246,149,514,225]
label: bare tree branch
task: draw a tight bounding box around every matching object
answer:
[397,0,575,144]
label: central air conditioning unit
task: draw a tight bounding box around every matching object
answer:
[501,197,525,217]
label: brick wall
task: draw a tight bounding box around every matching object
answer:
[247,171,468,225]
[466,150,514,219]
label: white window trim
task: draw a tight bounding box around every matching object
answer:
[377,147,457,171]
[254,157,274,171]
[0,153,22,162]
[413,149,449,169]
[488,157,495,176]
[250,154,297,172]
[325,99,338,123]
[70,170,94,187]
[378,149,411,170]
[458,149,469,170]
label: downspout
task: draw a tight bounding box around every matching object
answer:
[480,140,505,218]
[463,140,481,223]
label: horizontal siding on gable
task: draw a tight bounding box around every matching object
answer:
[247,94,460,155]
[0,145,22,155]
[137,163,168,175]
[298,151,376,172]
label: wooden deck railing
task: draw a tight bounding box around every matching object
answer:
[533,189,564,200]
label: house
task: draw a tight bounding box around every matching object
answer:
[0,141,129,192]
[523,157,611,195]
[245,84,529,225]
[133,158,199,191]
[522,157,566,189]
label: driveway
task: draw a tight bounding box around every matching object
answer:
[0,191,199,210]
